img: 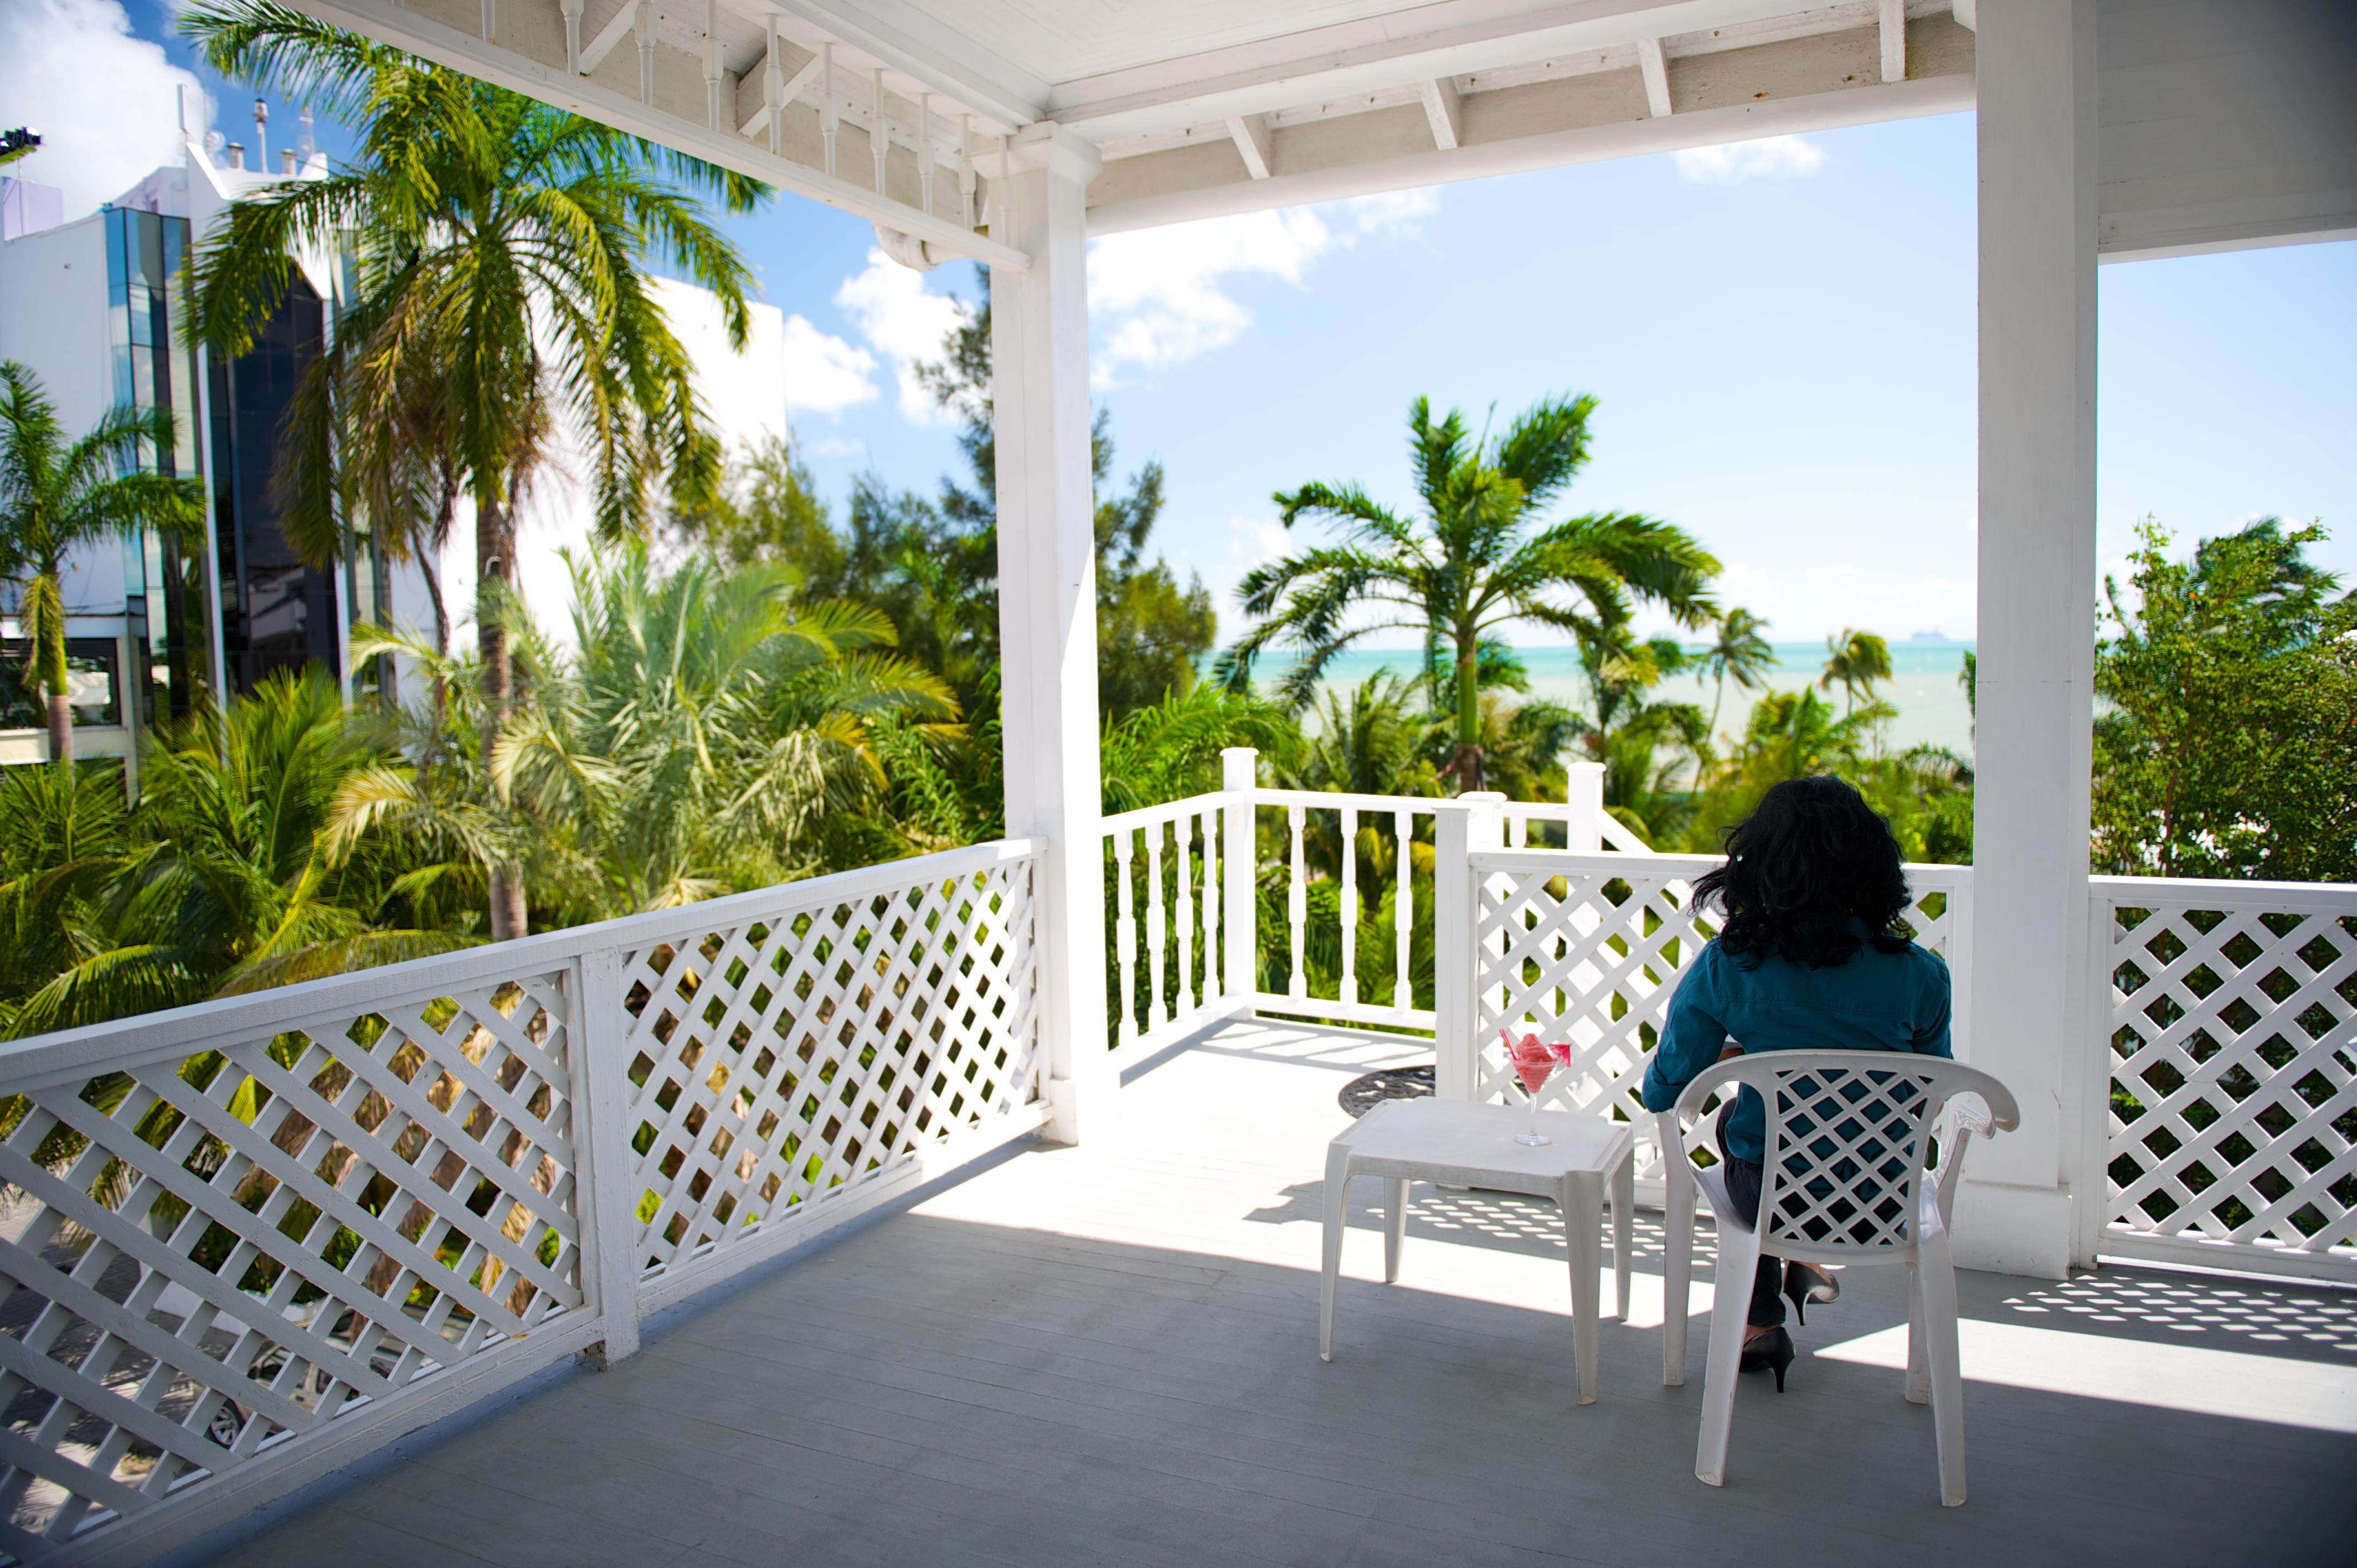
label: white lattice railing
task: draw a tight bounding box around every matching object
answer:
[1457,845,1972,1204]
[0,839,1041,1565]
[2091,876,2356,1284]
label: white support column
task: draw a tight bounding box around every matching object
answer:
[1962,0,2097,1281]
[1565,761,1605,852]
[1433,793,1504,1100]
[992,123,1106,1146]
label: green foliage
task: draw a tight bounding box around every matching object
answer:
[1222,393,1718,790]
[1819,627,1893,713]
[183,0,762,935]
[0,364,205,761]
[2092,517,2354,881]
[342,544,957,930]
[668,433,838,579]
[0,672,470,1038]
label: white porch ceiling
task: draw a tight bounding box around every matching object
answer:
[285,0,1978,264]
[283,0,2354,268]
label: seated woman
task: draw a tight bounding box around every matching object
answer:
[1639,775,1952,1389]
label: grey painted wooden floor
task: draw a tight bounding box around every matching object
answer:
[184,1022,2357,1567]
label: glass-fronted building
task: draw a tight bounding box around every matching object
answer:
[104,204,215,727]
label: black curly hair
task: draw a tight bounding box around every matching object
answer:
[1692,776,1914,969]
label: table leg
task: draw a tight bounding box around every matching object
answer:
[1562,1173,1603,1404]
[1612,1148,1634,1322]
[1383,1177,1408,1285]
[1320,1144,1352,1362]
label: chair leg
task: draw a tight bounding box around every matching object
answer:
[1905,1260,1931,1405]
[1917,1240,1968,1506]
[1610,1149,1634,1323]
[1319,1146,1352,1363]
[1383,1177,1409,1284]
[1696,1220,1759,1487]
[1663,1169,1695,1387]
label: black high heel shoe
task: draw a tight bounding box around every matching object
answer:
[1739,1326,1797,1392]
[1782,1262,1839,1326]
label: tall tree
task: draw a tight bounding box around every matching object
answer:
[1701,606,1776,737]
[183,0,761,938]
[1225,395,1718,791]
[2092,517,2354,881]
[1819,627,1892,714]
[0,365,204,763]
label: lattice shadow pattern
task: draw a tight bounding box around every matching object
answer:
[1475,863,1963,1186]
[622,861,1037,1282]
[0,978,580,1559]
[2105,902,2356,1260]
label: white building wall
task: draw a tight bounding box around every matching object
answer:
[0,210,128,616]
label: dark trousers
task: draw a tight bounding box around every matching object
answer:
[1716,1102,1787,1329]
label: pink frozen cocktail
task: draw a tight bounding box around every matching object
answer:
[1502,1032,1572,1143]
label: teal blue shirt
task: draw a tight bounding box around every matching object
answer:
[1639,931,1953,1165]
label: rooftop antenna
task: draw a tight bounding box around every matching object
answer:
[252,97,268,170]
[298,106,316,162]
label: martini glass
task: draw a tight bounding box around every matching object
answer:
[1503,1031,1572,1146]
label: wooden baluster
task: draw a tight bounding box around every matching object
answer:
[1339,805,1358,1008]
[1175,814,1196,1018]
[1200,806,1221,1007]
[1146,821,1169,1029]
[1288,803,1308,1000]
[1394,807,1414,1014]
[1114,828,1138,1046]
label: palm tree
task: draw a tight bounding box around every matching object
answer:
[2,672,469,1036]
[1819,627,1893,714]
[1701,607,1776,737]
[342,545,959,924]
[182,0,762,937]
[1222,395,1718,792]
[0,364,204,762]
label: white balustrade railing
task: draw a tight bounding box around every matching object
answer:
[1098,750,1256,1069]
[2088,875,2356,1284]
[1096,757,1625,1053]
[0,839,1041,1565]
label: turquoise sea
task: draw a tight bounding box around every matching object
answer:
[1305,637,1978,758]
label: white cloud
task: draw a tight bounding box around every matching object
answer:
[1199,515,1291,617]
[804,435,866,459]
[1674,135,1825,185]
[1718,561,1789,612]
[0,0,208,220]
[1085,190,1436,386]
[832,250,965,423]
[778,313,878,416]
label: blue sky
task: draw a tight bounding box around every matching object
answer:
[20,0,2356,648]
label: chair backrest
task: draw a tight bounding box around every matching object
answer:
[1672,1051,2018,1262]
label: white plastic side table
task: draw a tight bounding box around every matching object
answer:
[1319,1096,1636,1404]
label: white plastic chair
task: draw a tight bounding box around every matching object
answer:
[1658,1050,2018,1505]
